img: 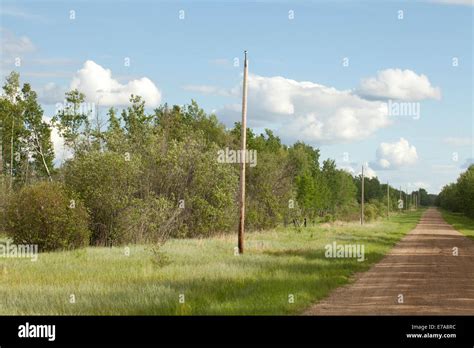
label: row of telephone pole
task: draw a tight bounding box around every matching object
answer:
[237,52,423,251]
[360,165,421,225]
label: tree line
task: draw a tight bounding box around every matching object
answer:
[436,165,474,218]
[0,72,429,251]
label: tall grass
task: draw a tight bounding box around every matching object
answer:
[0,211,422,315]
[441,210,474,241]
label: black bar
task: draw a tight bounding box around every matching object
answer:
[0,316,473,346]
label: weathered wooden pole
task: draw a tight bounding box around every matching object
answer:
[10,116,14,188]
[238,51,248,254]
[361,165,364,225]
[0,121,3,175]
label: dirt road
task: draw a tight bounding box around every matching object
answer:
[304,208,474,315]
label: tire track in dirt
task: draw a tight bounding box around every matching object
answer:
[304,208,474,315]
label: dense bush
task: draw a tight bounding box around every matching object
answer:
[149,137,239,237]
[116,195,177,244]
[63,151,141,245]
[4,182,90,251]
[335,200,360,221]
[363,203,378,221]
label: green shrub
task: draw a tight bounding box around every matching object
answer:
[116,195,178,244]
[5,182,90,251]
[364,203,378,221]
[150,138,238,237]
[372,199,387,218]
[64,151,141,245]
[335,200,360,221]
[322,214,334,223]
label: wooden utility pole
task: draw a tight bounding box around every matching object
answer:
[238,50,248,254]
[361,165,364,225]
[0,121,3,175]
[10,116,14,188]
[0,120,3,194]
[387,182,390,219]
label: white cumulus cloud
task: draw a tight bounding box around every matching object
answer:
[356,162,377,179]
[217,74,391,144]
[70,60,162,107]
[374,138,418,169]
[357,69,441,101]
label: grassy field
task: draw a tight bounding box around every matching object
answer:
[0,210,422,315]
[440,210,474,241]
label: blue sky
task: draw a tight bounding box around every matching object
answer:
[1,0,472,193]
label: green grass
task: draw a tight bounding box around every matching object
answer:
[440,210,474,241]
[0,210,422,315]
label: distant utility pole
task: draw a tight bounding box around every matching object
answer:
[405,188,408,211]
[238,50,248,254]
[387,182,390,219]
[361,165,364,225]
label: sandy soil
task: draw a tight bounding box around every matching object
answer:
[304,208,474,315]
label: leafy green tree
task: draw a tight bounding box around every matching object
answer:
[288,142,324,219]
[454,165,474,217]
[20,83,54,180]
[1,72,24,186]
[52,89,91,154]
[121,95,152,148]
[437,183,461,212]
[322,159,357,216]
[233,128,293,229]
[0,73,55,185]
